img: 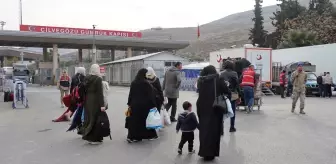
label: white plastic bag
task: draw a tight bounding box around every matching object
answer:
[162,109,171,125]
[223,96,234,120]
[146,108,163,129]
[163,97,168,105]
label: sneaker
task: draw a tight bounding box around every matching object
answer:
[229,127,236,133]
[299,111,306,115]
[178,148,182,155]
[170,118,177,122]
[127,138,133,143]
[188,150,195,154]
[149,136,159,141]
[88,141,102,145]
[291,108,295,113]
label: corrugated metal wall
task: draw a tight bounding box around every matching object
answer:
[103,60,167,86]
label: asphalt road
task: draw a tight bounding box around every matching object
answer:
[0,86,335,164]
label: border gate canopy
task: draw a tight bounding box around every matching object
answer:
[0,30,189,51]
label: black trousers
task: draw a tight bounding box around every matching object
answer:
[230,100,236,129]
[319,84,325,97]
[178,132,194,151]
[165,98,177,119]
[325,84,332,98]
[280,85,286,98]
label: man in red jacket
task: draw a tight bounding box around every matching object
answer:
[279,70,287,98]
[240,65,256,113]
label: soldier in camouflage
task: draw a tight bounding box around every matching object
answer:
[290,64,307,114]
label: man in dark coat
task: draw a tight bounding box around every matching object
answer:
[196,65,230,161]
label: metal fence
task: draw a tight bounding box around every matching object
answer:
[104,64,165,86]
[39,64,197,92]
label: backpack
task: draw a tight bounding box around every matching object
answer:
[71,76,87,105]
[94,111,112,140]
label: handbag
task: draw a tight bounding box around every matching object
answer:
[212,77,228,114]
[125,107,131,117]
[231,92,239,101]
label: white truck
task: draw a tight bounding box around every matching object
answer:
[209,47,272,84]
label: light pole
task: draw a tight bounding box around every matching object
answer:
[0,21,6,30]
[92,25,97,64]
[19,0,23,25]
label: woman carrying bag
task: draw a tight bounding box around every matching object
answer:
[220,60,240,133]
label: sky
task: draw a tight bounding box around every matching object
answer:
[0,0,278,32]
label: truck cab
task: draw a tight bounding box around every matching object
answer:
[305,72,319,96]
[286,61,319,96]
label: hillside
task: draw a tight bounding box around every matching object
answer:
[141,0,336,59]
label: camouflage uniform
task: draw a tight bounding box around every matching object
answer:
[290,70,307,113]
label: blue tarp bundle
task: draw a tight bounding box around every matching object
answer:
[180,62,209,91]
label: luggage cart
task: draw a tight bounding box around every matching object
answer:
[12,80,29,109]
[237,71,263,111]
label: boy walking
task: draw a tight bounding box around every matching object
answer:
[176,101,199,154]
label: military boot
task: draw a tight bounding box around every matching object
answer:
[299,109,306,115]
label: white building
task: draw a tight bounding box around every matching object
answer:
[100,51,189,86]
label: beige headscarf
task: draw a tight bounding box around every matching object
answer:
[146,67,156,79]
[89,64,101,76]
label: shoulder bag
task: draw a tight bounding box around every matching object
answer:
[213,77,228,114]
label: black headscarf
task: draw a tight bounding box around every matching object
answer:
[200,65,217,76]
[222,60,235,70]
[135,68,148,81]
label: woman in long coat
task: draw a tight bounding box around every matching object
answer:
[81,64,105,144]
[196,65,230,161]
[127,68,158,143]
[146,67,164,112]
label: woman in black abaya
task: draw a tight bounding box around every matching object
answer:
[127,68,158,143]
[196,65,230,161]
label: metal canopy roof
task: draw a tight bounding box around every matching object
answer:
[0,30,190,51]
[0,47,41,59]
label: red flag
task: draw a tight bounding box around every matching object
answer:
[197,24,200,39]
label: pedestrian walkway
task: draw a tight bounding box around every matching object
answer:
[0,86,335,164]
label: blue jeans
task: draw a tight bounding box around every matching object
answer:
[243,86,254,108]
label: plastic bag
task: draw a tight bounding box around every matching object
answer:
[146,108,163,129]
[161,108,171,125]
[163,97,168,105]
[223,96,234,120]
[81,108,85,123]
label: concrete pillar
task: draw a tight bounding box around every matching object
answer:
[78,49,83,65]
[127,47,132,58]
[92,46,97,64]
[52,44,59,85]
[3,56,7,66]
[42,47,48,61]
[110,49,115,61]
